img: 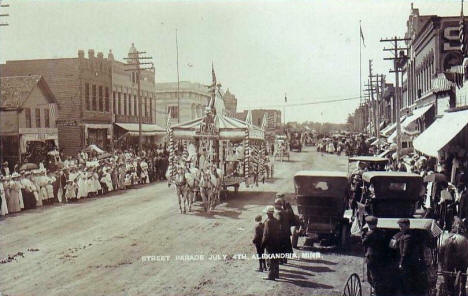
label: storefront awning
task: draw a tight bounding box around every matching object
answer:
[413,109,468,157]
[381,115,407,137]
[401,104,433,130]
[432,73,455,94]
[115,122,166,136]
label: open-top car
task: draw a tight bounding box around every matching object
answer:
[292,170,351,250]
[348,156,388,175]
[354,171,424,230]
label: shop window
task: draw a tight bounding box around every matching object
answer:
[92,85,97,110]
[168,106,178,119]
[25,108,31,128]
[105,87,110,112]
[35,108,41,127]
[85,83,90,110]
[44,109,50,128]
[99,86,103,111]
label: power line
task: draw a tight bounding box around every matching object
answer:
[242,95,361,109]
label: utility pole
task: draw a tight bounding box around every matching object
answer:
[0,2,9,164]
[176,29,180,123]
[0,1,8,27]
[124,44,154,154]
[381,36,410,162]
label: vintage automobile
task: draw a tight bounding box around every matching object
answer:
[292,170,351,250]
[354,171,424,230]
[289,131,303,152]
[274,135,290,161]
[348,156,388,175]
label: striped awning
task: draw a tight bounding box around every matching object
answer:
[432,73,455,93]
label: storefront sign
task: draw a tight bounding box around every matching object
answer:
[56,120,78,126]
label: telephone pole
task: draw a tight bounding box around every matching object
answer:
[124,44,154,154]
[381,36,410,162]
[0,1,8,27]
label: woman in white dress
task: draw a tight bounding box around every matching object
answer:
[92,169,101,196]
[76,170,88,199]
[12,173,24,209]
[0,176,8,216]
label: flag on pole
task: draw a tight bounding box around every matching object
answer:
[360,24,366,48]
[460,0,466,57]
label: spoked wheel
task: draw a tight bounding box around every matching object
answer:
[342,273,362,296]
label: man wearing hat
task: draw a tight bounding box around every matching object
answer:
[392,218,427,296]
[262,205,281,280]
[361,216,391,296]
[274,193,292,264]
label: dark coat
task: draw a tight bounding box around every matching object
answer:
[362,228,387,259]
[393,230,418,268]
[458,190,468,220]
[252,222,264,247]
[262,216,281,253]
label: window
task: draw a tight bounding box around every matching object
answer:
[134,95,137,116]
[105,87,110,112]
[144,97,148,117]
[85,83,90,110]
[99,86,103,111]
[124,93,127,116]
[44,109,50,128]
[129,94,133,116]
[25,108,31,128]
[149,97,153,122]
[168,106,179,119]
[35,108,41,127]
[113,91,117,114]
[118,92,122,115]
[92,85,97,110]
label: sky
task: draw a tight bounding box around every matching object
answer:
[0,0,462,123]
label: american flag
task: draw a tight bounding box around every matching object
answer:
[460,0,466,57]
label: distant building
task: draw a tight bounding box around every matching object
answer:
[0,75,58,164]
[222,88,237,117]
[109,44,162,146]
[1,50,113,156]
[154,81,211,127]
[236,109,281,129]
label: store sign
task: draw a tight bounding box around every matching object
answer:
[56,119,78,126]
[443,26,460,52]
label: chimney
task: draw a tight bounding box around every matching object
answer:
[88,49,95,59]
[78,50,85,59]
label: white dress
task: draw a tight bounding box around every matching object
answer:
[0,182,8,215]
[76,173,88,199]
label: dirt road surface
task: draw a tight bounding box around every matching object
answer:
[0,148,366,296]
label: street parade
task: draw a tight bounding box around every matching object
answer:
[2,1,468,296]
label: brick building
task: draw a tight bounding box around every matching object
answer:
[222,88,237,117]
[235,109,281,129]
[109,44,163,146]
[0,75,58,165]
[1,50,113,156]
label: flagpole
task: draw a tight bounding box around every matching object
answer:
[176,29,180,123]
[359,20,362,107]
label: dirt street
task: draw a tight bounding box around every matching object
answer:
[0,148,366,296]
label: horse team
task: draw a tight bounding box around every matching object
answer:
[172,165,223,214]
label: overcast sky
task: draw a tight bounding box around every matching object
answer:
[0,0,461,123]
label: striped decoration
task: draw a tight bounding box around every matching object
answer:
[461,2,466,57]
[244,129,250,180]
[168,127,176,182]
[259,144,265,180]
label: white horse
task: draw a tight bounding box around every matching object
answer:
[209,166,224,208]
[174,167,188,214]
[185,167,200,212]
[199,170,211,212]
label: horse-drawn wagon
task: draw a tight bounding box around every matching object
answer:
[167,92,267,213]
[291,170,351,250]
[342,217,441,296]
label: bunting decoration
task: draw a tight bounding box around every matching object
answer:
[461,0,466,57]
[259,143,266,183]
[244,129,250,185]
[167,112,176,185]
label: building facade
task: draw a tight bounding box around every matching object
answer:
[236,109,282,129]
[403,5,464,119]
[0,75,58,164]
[222,88,238,117]
[109,44,161,145]
[1,50,113,156]
[154,81,211,127]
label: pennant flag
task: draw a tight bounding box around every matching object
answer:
[360,23,366,48]
[245,110,252,125]
[460,0,466,57]
[261,113,268,130]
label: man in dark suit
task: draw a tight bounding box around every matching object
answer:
[361,216,392,296]
[392,218,428,296]
[252,215,266,272]
[262,205,281,280]
[274,195,292,264]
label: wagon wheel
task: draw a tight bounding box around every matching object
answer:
[342,273,362,296]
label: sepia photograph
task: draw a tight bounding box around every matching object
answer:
[1,0,468,295]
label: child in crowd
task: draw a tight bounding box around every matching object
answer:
[252,214,266,272]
